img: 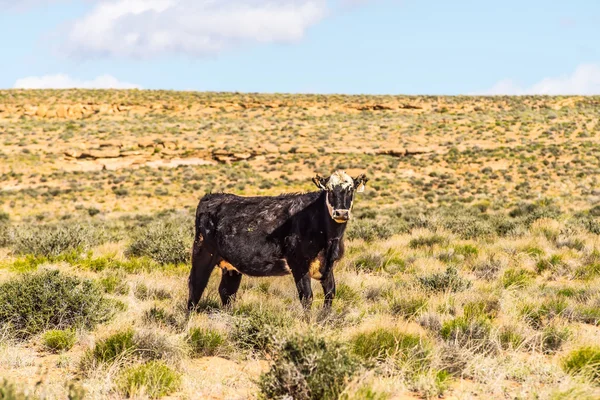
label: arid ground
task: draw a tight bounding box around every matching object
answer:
[1,90,600,399]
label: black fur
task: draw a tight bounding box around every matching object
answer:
[187,173,368,310]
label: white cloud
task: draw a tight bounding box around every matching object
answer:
[480,64,600,95]
[63,0,328,58]
[0,0,69,11]
[13,74,141,89]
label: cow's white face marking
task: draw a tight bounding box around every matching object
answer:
[326,171,354,190]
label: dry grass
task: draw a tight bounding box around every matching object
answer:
[1,90,600,398]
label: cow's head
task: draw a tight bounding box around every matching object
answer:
[313,170,369,223]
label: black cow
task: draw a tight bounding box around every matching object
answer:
[187,170,369,310]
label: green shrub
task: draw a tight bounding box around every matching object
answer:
[12,223,99,257]
[0,222,12,248]
[589,205,600,217]
[418,267,472,293]
[562,347,600,384]
[0,270,112,339]
[116,361,181,399]
[347,220,394,242]
[508,201,561,225]
[125,219,192,265]
[259,334,359,400]
[42,329,76,353]
[442,216,493,240]
[351,328,430,371]
[232,306,287,353]
[186,328,225,357]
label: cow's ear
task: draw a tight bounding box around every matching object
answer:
[312,174,328,190]
[354,174,369,193]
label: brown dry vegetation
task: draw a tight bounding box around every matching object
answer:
[1,90,600,399]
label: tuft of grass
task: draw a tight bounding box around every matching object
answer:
[389,295,428,319]
[574,263,600,281]
[562,347,600,384]
[418,266,472,293]
[536,254,567,275]
[574,306,600,325]
[143,306,182,329]
[502,268,534,289]
[520,297,569,329]
[409,233,448,249]
[0,270,113,339]
[90,329,136,364]
[186,328,225,357]
[116,361,181,399]
[42,329,76,353]
[351,328,431,371]
[498,325,525,350]
[463,298,500,321]
[134,283,172,301]
[2,255,48,273]
[453,244,479,258]
[259,333,360,400]
[98,273,129,295]
[540,324,570,354]
[77,255,161,274]
[440,316,491,347]
[336,283,360,304]
[354,253,384,273]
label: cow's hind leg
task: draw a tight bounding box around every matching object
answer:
[187,244,218,311]
[219,269,243,306]
[321,271,336,308]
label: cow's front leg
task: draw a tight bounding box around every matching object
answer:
[293,270,313,310]
[321,271,336,308]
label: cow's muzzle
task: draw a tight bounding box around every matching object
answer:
[331,209,350,223]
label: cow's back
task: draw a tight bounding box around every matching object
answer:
[194,192,321,275]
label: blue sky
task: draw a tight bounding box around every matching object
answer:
[1,0,599,94]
